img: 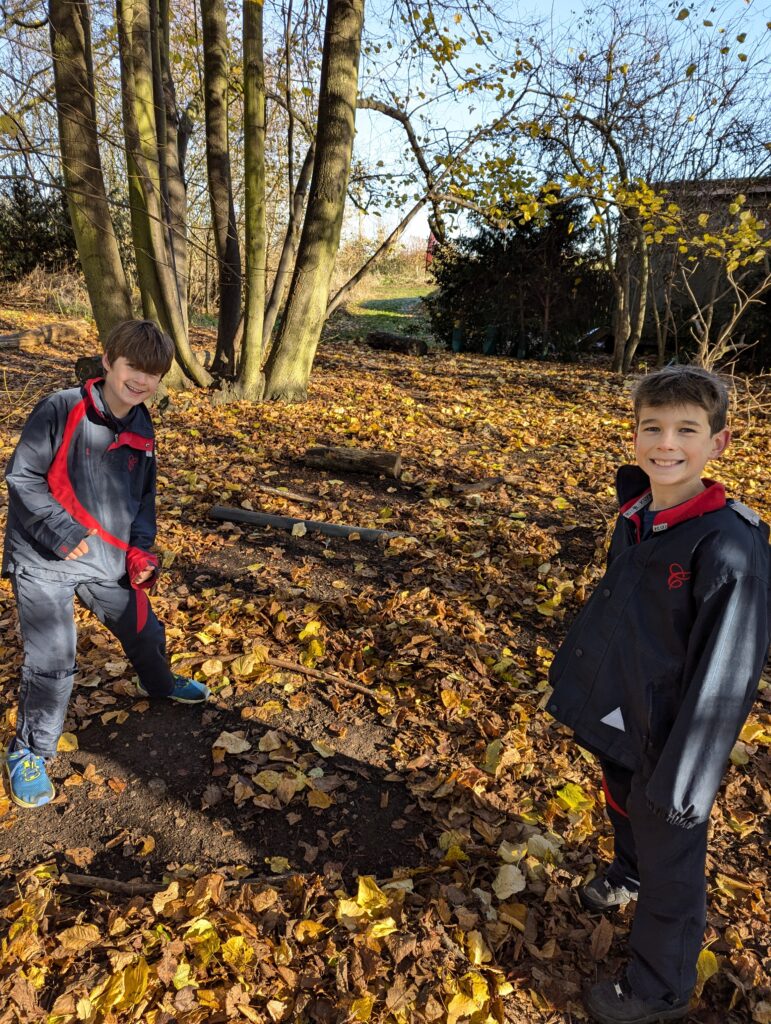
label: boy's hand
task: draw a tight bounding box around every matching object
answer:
[65,528,98,560]
[131,566,155,586]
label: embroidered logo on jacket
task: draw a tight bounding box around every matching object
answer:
[667,563,691,590]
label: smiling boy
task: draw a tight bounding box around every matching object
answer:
[3,320,210,810]
[546,366,770,1023]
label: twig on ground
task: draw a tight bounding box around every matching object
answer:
[265,656,394,705]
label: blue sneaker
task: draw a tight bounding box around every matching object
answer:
[5,743,55,808]
[137,674,211,704]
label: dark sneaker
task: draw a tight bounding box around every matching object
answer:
[5,743,55,808]
[585,979,690,1024]
[137,675,211,703]
[579,874,639,913]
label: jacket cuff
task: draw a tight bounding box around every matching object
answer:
[645,797,698,830]
[126,546,159,590]
[54,524,91,559]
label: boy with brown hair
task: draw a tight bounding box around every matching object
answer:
[547,366,770,1023]
[3,320,210,810]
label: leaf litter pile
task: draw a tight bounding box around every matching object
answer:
[0,310,769,1024]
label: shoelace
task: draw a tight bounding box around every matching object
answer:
[10,752,43,783]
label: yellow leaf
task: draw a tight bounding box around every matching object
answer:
[185,919,220,966]
[294,920,327,943]
[57,733,79,752]
[231,654,257,677]
[350,994,375,1021]
[252,700,282,718]
[221,935,255,971]
[137,835,155,857]
[307,789,333,809]
[115,957,149,1010]
[556,782,595,812]
[466,929,493,965]
[311,739,335,758]
[171,960,198,990]
[694,948,719,997]
[201,658,223,677]
[152,881,180,915]
[730,741,750,766]
[291,522,307,537]
[253,770,282,793]
[367,917,398,938]
[441,689,461,709]
[498,840,527,864]
[269,856,291,873]
[480,739,503,775]
[356,875,389,911]
[298,620,323,640]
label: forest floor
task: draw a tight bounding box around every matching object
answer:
[0,290,769,1024]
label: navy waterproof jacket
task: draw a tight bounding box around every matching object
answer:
[3,379,158,584]
[547,464,770,828]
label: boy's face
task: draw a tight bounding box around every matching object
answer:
[634,402,730,508]
[101,355,161,418]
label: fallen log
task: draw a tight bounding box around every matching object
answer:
[209,505,406,543]
[0,322,88,350]
[303,445,401,479]
[365,330,428,356]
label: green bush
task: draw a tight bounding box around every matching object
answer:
[0,176,78,281]
[425,201,613,359]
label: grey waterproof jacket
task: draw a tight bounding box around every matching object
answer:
[3,379,157,583]
[547,464,770,828]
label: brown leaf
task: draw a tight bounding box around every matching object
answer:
[590,915,615,960]
[65,847,95,869]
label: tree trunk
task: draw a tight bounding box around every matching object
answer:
[262,0,365,402]
[611,235,631,374]
[49,0,132,339]
[201,0,241,375]
[233,0,267,400]
[117,0,211,386]
[622,222,650,373]
[262,142,315,356]
[157,0,189,338]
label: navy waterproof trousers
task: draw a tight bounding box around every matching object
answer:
[600,758,710,1004]
[11,571,175,758]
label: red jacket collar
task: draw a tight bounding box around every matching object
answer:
[619,466,726,532]
[84,377,107,420]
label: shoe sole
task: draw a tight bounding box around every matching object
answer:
[579,890,638,914]
[136,683,209,704]
[4,759,55,808]
[585,1001,689,1024]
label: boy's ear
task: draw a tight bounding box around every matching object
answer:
[101,353,111,374]
[711,428,730,459]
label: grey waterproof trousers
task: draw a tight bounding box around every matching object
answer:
[11,572,175,758]
[601,758,710,1005]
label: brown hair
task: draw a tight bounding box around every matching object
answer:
[104,320,174,377]
[632,365,730,434]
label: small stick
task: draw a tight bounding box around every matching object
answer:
[59,873,163,896]
[253,482,319,504]
[265,657,393,705]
